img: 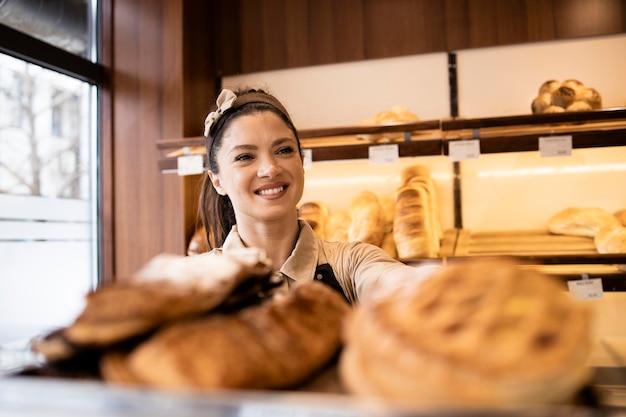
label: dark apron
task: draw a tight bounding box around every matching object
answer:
[314,263,349,304]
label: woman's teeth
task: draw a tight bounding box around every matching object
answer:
[258,186,284,196]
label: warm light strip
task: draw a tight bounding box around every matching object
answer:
[477,163,626,178]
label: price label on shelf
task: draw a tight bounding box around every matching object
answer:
[539,135,572,157]
[177,154,204,176]
[369,144,399,165]
[449,139,480,161]
[302,148,313,169]
[568,277,604,300]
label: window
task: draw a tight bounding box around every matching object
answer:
[0,0,102,343]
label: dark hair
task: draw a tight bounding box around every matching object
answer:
[198,88,302,249]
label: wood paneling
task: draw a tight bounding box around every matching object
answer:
[214,0,626,75]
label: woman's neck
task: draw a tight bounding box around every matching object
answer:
[235,214,300,271]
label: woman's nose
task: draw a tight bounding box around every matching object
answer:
[257,156,281,178]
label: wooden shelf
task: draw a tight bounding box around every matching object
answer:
[156,108,626,170]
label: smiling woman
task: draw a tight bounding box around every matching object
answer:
[197,88,441,306]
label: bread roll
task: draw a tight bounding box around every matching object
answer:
[298,201,330,238]
[595,226,626,254]
[551,86,577,109]
[122,281,349,390]
[348,191,386,247]
[543,105,565,113]
[614,209,626,226]
[580,87,602,110]
[566,101,592,112]
[339,258,593,406]
[532,93,552,114]
[539,80,561,95]
[325,210,351,242]
[548,207,621,237]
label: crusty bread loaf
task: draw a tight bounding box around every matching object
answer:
[348,191,386,246]
[393,184,439,258]
[595,225,626,254]
[325,210,351,242]
[298,201,330,238]
[548,207,621,237]
[121,281,349,390]
[580,87,602,110]
[531,93,552,114]
[400,165,431,184]
[566,101,592,112]
[339,258,593,406]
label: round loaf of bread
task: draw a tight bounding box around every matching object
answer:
[339,258,593,407]
[543,105,565,113]
[548,207,621,237]
[580,87,602,110]
[566,101,592,112]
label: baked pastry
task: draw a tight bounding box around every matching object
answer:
[595,225,626,254]
[566,101,592,112]
[298,201,330,238]
[393,183,439,258]
[531,93,552,114]
[543,105,565,113]
[400,165,431,184]
[117,281,349,390]
[580,87,602,110]
[548,207,621,237]
[339,258,593,406]
[539,80,561,95]
[348,191,386,247]
[58,250,274,347]
[357,105,419,142]
[551,86,577,109]
[325,210,351,242]
[615,209,626,226]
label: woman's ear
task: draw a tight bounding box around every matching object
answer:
[207,171,226,196]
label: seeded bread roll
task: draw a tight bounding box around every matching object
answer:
[339,258,593,407]
[548,207,622,238]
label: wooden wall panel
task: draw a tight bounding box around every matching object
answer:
[215,0,626,75]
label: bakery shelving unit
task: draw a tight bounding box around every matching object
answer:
[156,108,626,288]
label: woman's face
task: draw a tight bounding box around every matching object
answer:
[209,111,304,223]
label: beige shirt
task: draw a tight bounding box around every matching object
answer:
[210,220,440,304]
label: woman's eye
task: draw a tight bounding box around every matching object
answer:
[235,153,253,162]
[277,146,295,155]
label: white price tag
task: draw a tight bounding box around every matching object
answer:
[177,154,204,176]
[568,277,604,300]
[302,148,313,170]
[539,135,572,157]
[449,139,480,161]
[369,144,399,165]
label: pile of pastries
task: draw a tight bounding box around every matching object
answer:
[356,105,420,143]
[531,79,602,114]
[298,164,442,260]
